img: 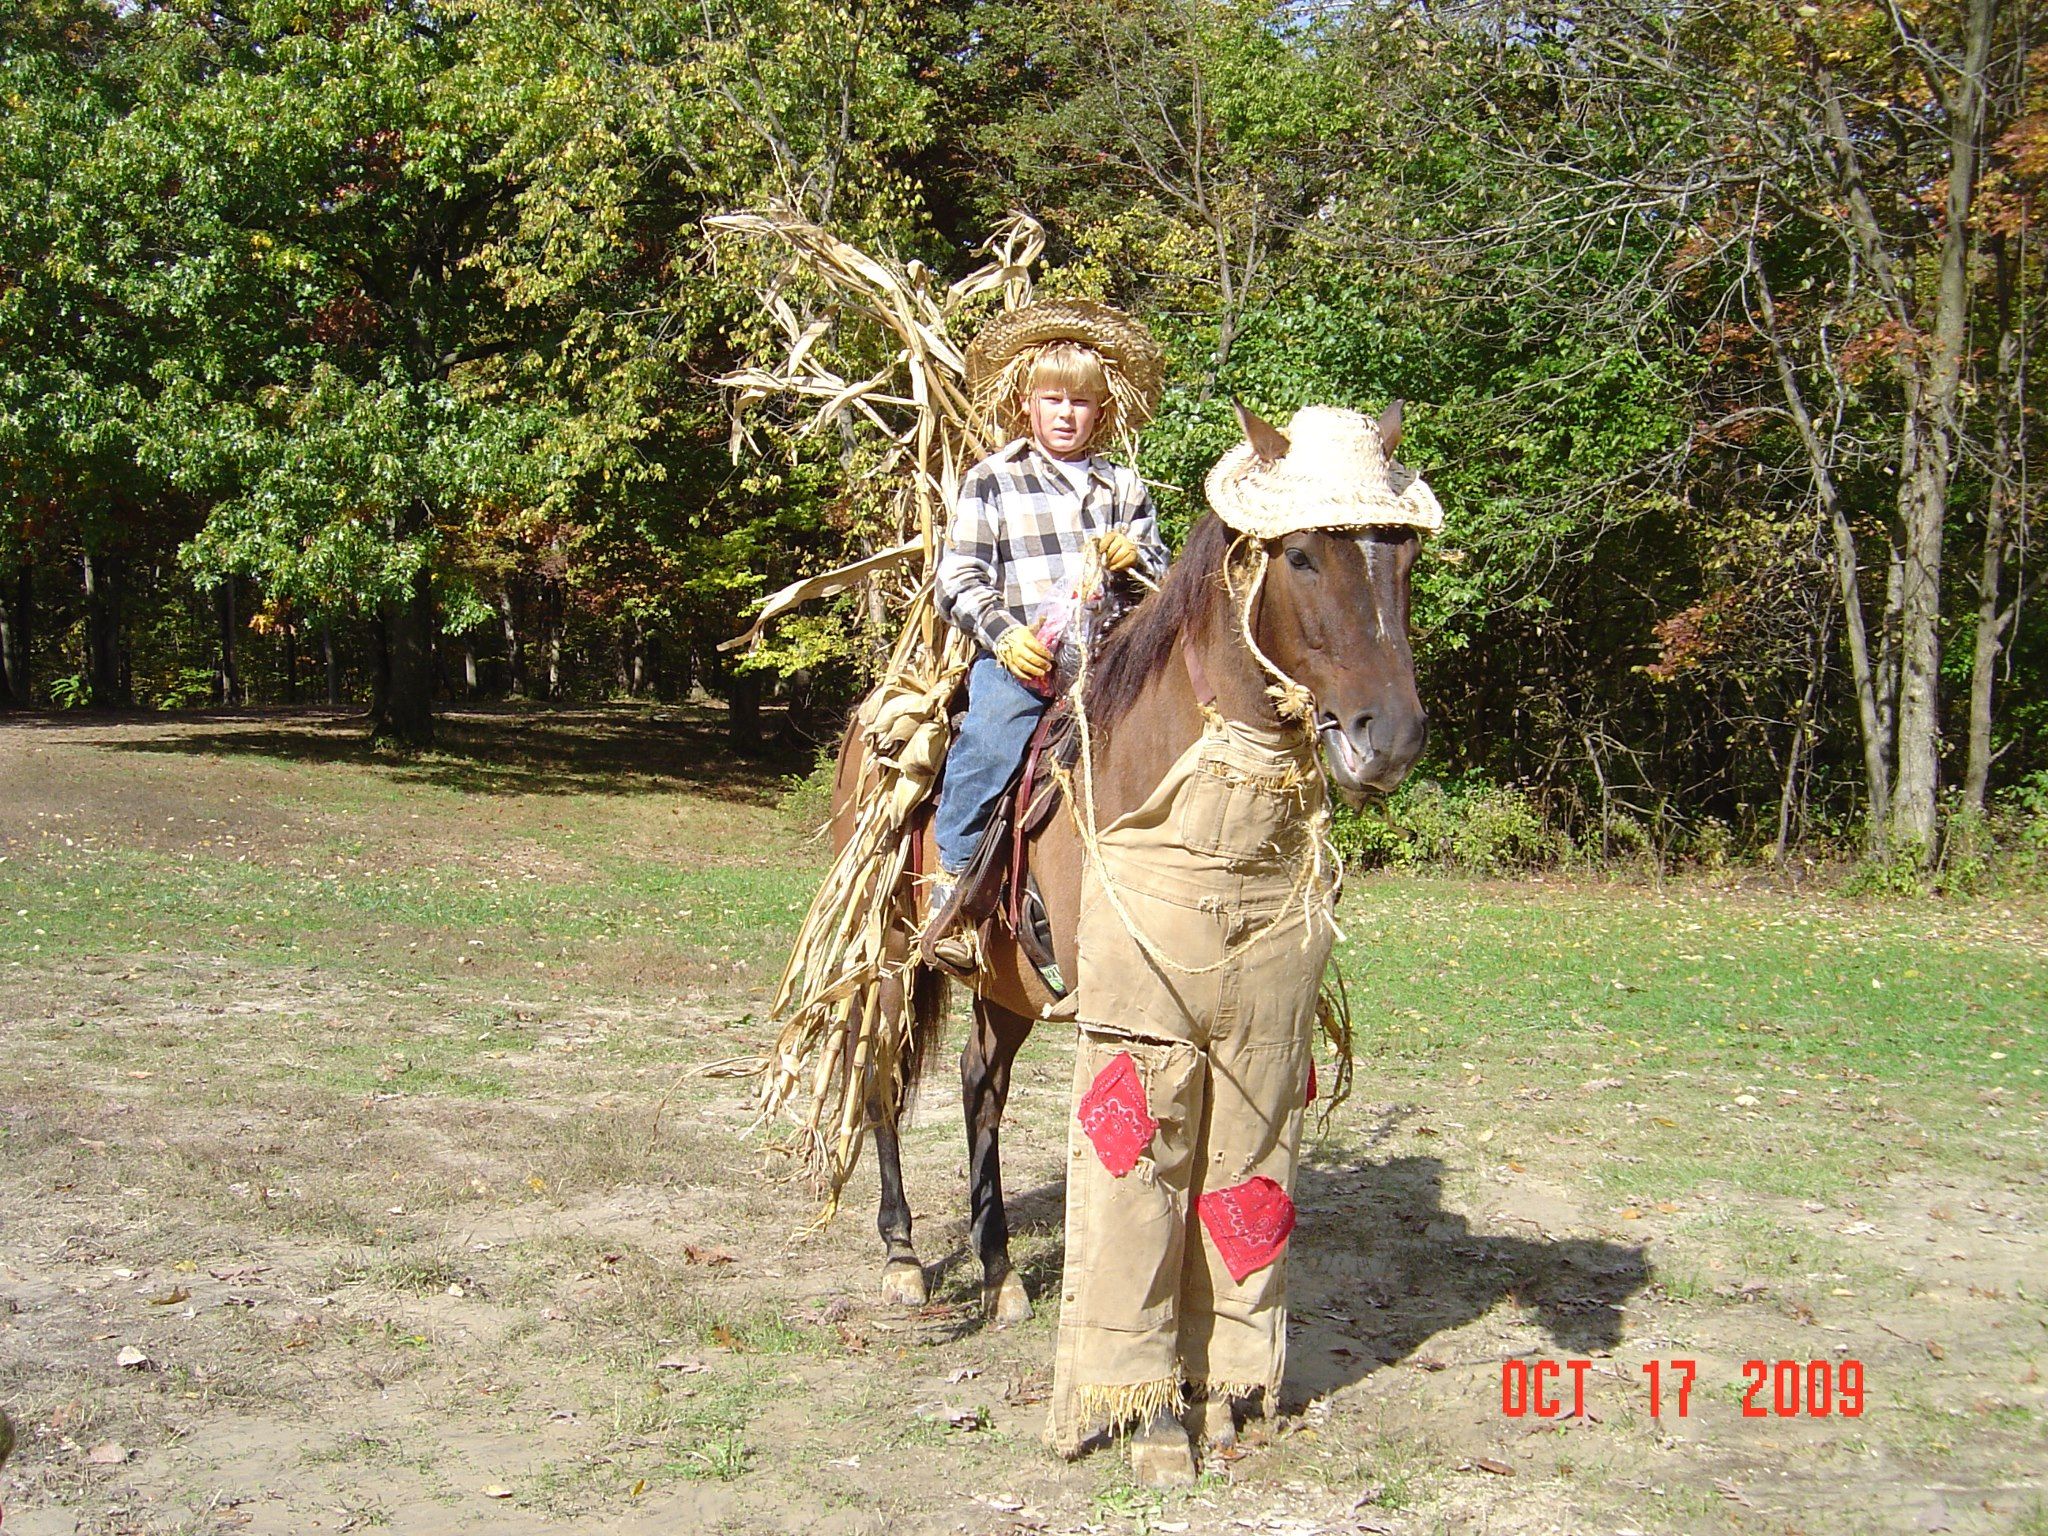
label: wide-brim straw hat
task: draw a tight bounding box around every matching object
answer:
[1206,404,1443,538]
[966,299,1166,435]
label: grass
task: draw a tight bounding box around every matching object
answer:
[1,706,2043,1536]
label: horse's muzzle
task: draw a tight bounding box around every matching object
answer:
[1317,709,1427,806]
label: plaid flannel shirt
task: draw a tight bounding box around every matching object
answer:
[935,438,1167,655]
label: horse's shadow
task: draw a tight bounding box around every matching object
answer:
[922,1133,1647,1403]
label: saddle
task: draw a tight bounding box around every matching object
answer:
[918,701,1078,990]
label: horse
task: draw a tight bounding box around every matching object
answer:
[829,404,1430,1331]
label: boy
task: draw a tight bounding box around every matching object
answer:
[927,304,1167,966]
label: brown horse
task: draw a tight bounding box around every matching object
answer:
[830,407,1430,1328]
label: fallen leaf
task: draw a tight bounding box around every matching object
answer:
[147,1287,190,1307]
[946,1365,984,1384]
[630,1478,646,1497]
[916,1401,984,1430]
[835,1322,867,1352]
[1412,1356,1448,1372]
[87,1442,131,1465]
[655,1357,708,1373]
[1471,1456,1515,1476]
[1618,1207,1643,1220]
[683,1245,736,1267]
[1654,1202,1682,1214]
[115,1346,151,1370]
[1003,1371,1049,1406]
[480,1484,515,1499]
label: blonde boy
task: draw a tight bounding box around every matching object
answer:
[929,335,1167,945]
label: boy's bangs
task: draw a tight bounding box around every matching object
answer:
[1026,342,1109,400]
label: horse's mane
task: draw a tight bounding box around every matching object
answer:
[1083,511,1235,732]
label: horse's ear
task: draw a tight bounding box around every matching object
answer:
[1377,399,1405,456]
[1233,400,1290,465]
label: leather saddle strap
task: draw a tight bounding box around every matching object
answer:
[1006,706,1064,932]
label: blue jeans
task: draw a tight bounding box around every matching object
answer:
[934,654,1050,875]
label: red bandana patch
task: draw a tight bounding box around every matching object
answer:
[1306,1060,1317,1107]
[1076,1051,1156,1176]
[1198,1176,1297,1283]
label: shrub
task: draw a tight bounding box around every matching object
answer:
[1331,777,1563,874]
[779,749,839,833]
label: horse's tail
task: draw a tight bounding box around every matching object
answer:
[895,962,950,1120]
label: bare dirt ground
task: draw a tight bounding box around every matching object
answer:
[1,708,2043,1536]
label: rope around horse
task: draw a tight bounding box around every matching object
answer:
[1049,539,1346,980]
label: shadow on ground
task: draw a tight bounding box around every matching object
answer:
[24,702,823,800]
[915,1147,1649,1399]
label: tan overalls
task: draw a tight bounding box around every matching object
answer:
[1049,711,1338,1454]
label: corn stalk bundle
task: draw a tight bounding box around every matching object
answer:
[704,209,1048,1218]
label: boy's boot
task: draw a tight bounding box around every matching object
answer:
[921,874,979,976]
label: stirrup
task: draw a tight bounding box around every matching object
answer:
[927,926,980,976]
[919,876,979,977]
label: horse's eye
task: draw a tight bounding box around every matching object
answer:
[1284,547,1313,571]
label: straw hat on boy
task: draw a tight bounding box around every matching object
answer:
[966,299,1165,440]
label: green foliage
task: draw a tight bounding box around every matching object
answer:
[0,0,2037,849]
[1332,777,1563,875]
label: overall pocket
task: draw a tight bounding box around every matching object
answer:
[1175,741,1313,867]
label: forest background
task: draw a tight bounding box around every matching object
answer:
[2,0,2042,879]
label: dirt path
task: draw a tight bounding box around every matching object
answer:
[2,711,2042,1535]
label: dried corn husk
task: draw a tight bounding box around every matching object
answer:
[703,211,1045,1218]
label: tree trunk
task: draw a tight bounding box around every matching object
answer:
[1750,248,1892,845]
[544,597,563,701]
[463,643,479,697]
[283,622,299,705]
[0,555,30,706]
[1890,403,1946,851]
[215,578,241,706]
[1887,0,1995,853]
[372,568,436,748]
[498,586,525,697]
[322,622,340,706]
[82,548,129,708]
[1964,230,2024,810]
[727,668,763,750]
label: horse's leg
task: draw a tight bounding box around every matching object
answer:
[872,972,928,1305]
[962,997,1032,1323]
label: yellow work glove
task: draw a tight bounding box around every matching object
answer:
[1096,528,1140,573]
[994,625,1055,682]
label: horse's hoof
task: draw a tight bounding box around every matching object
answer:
[1129,1410,1197,1487]
[985,1270,1032,1325]
[1188,1394,1236,1451]
[880,1260,928,1306]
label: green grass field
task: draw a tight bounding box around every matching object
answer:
[1,706,2042,1536]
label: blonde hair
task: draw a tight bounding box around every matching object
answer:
[1026,341,1110,403]
[1001,341,1116,449]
